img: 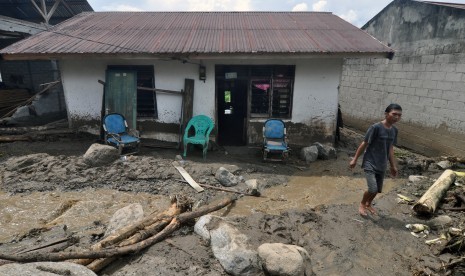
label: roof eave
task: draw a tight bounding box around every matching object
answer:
[0,51,395,61]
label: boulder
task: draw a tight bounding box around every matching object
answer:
[258,243,311,276]
[215,167,239,187]
[0,262,97,276]
[210,221,261,275]
[313,142,337,160]
[83,143,119,167]
[105,203,144,237]
[300,146,318,163]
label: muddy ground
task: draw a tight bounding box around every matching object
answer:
[0,128,464,275]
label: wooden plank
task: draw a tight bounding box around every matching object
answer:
[172,161,204,192]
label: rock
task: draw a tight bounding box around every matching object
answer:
[436,160,453,170]
[83,143,119,167]
[215,167,239,187]
[300,146,318,163]
[313,142,337,160]
[105,203,144,237]
[427,215,453,231]
[194,215,215,241]
[210,222,261,275]
[0,262,97,276]
[258,243,311,276]
[408,175,427,183]
[223,164,241,174]
[245,179,259,195]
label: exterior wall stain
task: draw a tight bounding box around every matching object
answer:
[248,120,333,147]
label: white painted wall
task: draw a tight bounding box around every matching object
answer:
[293,59,342,128]
[60,57,342,143]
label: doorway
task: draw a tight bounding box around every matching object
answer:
[216,78,248,146]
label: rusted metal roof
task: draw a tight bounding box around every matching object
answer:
[0,12,393,58]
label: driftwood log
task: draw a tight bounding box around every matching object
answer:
[413,169,457,216]
[0,196,236,263]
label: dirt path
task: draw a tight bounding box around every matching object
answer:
[0,130,464,275]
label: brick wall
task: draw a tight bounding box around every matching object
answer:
[339,42,465,157]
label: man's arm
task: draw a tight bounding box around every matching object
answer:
[349,141,368,169]
[388,145,398,177]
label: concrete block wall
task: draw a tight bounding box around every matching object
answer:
[339,42,465,157]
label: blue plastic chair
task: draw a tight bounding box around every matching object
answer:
[103,113,140,155]
[183,115,214,160]
[263,119,289,162]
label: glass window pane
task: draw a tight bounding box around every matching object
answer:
[251,79,270,115]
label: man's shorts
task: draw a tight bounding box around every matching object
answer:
[365,170,384,194]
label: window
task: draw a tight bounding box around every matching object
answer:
[215,65,295,118]
[107,65,157,118]
[250,66,294,118]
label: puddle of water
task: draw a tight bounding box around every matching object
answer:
[227,173,403,216]
[0,189,170,243]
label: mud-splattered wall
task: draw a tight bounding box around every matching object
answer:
[60,57,342,146]
[339,0,465,157]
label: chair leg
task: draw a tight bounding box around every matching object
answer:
[183,143,188,157]
[203,146,207,160]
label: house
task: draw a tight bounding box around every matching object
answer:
[0,11,392,147]
[0,0,93,124]
[339,0,465,157]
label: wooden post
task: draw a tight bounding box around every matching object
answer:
[413,169,457,216]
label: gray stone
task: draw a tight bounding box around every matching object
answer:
[300,146,318,163]
[408,175,428,183]
[210,222,261,275]
[194,215,215,241]
[105,203,144,237]
[83,143,119,167]
[0,262,97,276]
[258,243,311,276]
[436,160,453,170]
[245,179,259,193]
[313,142,337,160]
[215,167,239,187]
[427,215,453,231]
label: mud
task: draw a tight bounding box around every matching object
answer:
[0,128,464,275]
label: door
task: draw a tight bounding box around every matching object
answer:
[217,79,248,146]
[105,70,137,129]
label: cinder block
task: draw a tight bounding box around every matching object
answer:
[431,72,446,81]
[445,72,462,82]
[437,81,453,91]
[422,80,438,89]
[440,63,457,73]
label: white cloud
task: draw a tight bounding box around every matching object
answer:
[312,0,327,12]
[187,0,251,11]
[339,9,358,24]
[292,3,308,12]
[101,4,144,11]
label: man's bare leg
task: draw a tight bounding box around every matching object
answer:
[365,193,378,215]
[359,191,371,216]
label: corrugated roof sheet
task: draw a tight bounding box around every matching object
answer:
[0,12,393,57]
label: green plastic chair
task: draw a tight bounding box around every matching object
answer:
[183,115,214,160]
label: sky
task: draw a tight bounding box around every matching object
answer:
[86,0,465,28]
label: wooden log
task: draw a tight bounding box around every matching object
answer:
[0,196,236,263]
[74,200,182,266]
[413,169,457,216]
